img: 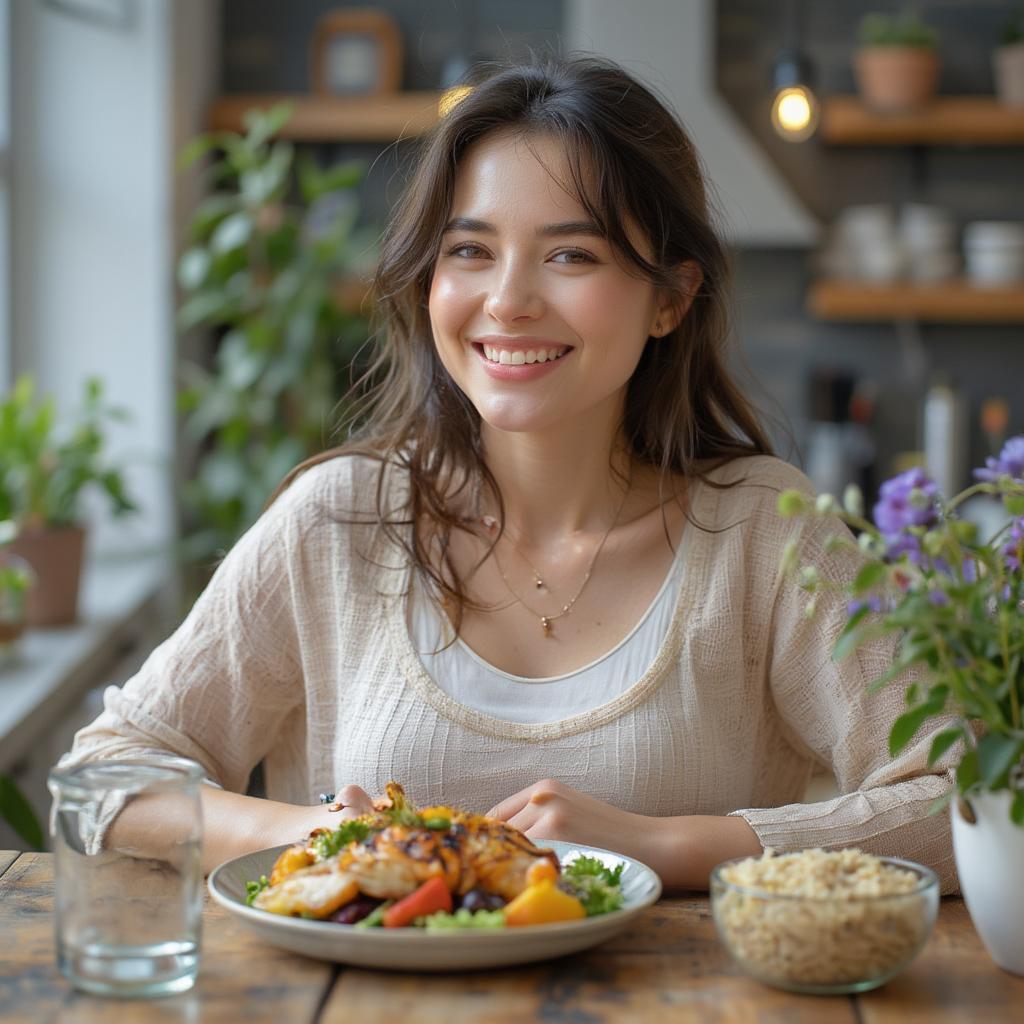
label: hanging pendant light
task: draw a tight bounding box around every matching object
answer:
[770,0,819,142]
[771,51,819,141]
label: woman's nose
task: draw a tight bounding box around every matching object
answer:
[484,264,544,323]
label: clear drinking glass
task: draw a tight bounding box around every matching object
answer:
[48,757,205,998]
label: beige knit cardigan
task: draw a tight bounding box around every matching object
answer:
[62,453,957,891]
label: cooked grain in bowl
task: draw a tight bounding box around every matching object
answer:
[711,848,938,991]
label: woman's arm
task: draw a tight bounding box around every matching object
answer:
[745,505,959,892]
[488,779,762,890]
[105,785,376,875]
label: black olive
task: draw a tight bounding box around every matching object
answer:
[459,888,506,912]
[330,897,383,924]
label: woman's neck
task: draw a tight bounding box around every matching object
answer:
[480,418,630,544]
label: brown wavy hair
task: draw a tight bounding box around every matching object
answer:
[273,53,773,626]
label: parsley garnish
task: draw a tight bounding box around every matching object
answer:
[313,819,372,860]
[561,856,625,916]
[245,875,270,906]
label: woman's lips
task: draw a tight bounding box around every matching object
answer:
[471,343,572,381]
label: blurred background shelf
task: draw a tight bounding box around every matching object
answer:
[808,279,1024,322]
[822,96,1024,145]
[208,92,443,141]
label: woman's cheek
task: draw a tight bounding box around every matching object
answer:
[429,271,477,331]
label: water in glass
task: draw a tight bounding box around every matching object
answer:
[48,758,204,998]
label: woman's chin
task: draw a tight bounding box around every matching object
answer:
[475,401,562,437]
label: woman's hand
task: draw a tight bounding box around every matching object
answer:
[486,778,762,890]
[286,783,377,843]
[487,778,654,860]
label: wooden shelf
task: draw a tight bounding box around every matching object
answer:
[207,92,444,141]
[821,96,1024,145]
[808,279,1024,323]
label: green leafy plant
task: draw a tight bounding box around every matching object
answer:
[176,104,375,559]
[1002,6,1024,46]
[0,521,31,601]
[0,376,135,530]
[859,11,939,48]
[778,437,1024,827]
[0,520,32,628]
[0,775,44,850]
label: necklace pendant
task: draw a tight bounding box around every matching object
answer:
[534,575,545,590]
[541,616,553,636]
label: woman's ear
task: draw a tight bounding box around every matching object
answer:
[651,261,703,337]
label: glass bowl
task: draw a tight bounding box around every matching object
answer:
[710,853,939,995]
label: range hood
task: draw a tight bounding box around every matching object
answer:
[564,0,819,247]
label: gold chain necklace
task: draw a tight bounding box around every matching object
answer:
[481,482,631,637]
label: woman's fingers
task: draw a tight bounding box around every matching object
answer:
[335,784,375,814]
[487,778,563,820]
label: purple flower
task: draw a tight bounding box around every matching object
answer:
[928,589,949,607]
[874,468,939,535]
[1003,517,1024,572]
[848,595,885,618]
[884,532,926,565]
[974,436,1024,483]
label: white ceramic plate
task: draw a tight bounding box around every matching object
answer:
[208,839,662,971]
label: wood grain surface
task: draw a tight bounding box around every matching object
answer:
[0,853,333,1024]
[0,851,18,880]
[1,853,1022,1023]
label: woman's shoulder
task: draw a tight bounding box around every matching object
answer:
[270,451,408,522]
[698,453,816,510]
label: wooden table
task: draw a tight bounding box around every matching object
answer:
[1,851,1021,1023]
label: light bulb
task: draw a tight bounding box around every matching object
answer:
[771,84,819,142]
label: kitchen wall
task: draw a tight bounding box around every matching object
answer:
[217,0,1024,495]
[220,0,564,227]
[718,0,1024,487]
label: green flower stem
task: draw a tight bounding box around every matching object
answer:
[944,482,997,514]
[1001,605,1021,730]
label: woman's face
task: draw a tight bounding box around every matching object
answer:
[428,132,678,440]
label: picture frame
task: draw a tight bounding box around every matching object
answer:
[310,9,403,96]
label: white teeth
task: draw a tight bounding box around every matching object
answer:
[480,345,568,364]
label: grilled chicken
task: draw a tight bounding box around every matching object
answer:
[254,782,558,918]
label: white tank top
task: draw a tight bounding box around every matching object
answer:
[408,542,686,724]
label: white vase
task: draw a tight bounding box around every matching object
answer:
[951,790,1024,976]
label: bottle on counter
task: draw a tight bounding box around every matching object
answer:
[923,378,967,499]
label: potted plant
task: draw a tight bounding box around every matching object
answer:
[994,7,1024,108]
[0,376,136,626]
[778,437,1024,976]
[0,521,33,662]
[854,11,941,112]
[176,104,375,560]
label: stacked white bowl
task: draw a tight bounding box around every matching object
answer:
[823,205,902,282]
[963,222,1024,286]
[899,204,959,283]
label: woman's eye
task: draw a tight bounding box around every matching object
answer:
[446,242,488,259]
[551,249,595,265]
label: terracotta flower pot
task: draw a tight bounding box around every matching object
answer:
[8,524,86,627]
[854,47,940,112]
[994,43,1024,108]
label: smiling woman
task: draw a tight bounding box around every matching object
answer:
[57,54,956,897]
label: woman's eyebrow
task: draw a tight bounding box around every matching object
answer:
[442,217,605,238]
